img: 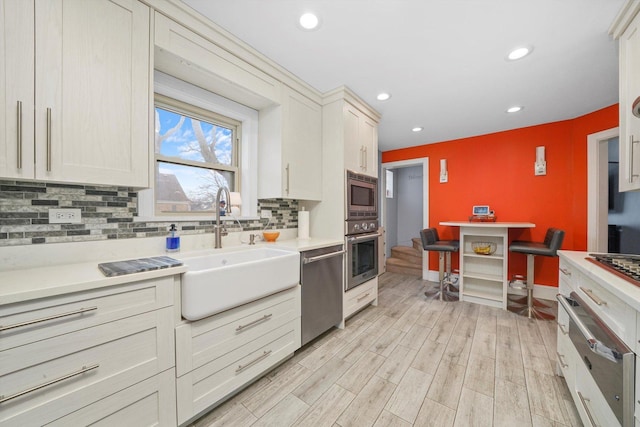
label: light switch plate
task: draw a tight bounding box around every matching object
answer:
[49,208,82,224]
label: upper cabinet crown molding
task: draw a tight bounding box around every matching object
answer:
[609,0,640,39]
[323,86,382,124]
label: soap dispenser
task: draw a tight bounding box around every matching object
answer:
[166,224,180,253]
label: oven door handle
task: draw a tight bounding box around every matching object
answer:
[347,232,381,243]
[556,294,622,363]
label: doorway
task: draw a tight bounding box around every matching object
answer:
[381,158,429,278]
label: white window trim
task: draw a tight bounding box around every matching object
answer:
[137,72,259,221]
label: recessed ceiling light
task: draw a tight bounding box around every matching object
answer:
[377,93,391,101]
[412,127,423,132]
[507,106,523,113]
[507,46,532,61]
[299,13,319,30]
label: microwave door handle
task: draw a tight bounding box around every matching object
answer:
[556,294,621,363]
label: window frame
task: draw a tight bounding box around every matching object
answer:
[153,94,242,217]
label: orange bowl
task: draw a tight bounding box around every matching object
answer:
[262,231,280,242]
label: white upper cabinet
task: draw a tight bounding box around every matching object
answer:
[259,85,323,200]
[612,2,640,192]
[1,0,150,187]
[343,101,379,177]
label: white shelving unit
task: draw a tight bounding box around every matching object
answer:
[440,221,535,309]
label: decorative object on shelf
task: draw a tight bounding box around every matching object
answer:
[439,159,448,183]
[262,231,280,242]
[535,145,547,176]
[472,241,497,255]
[469,205,496,222]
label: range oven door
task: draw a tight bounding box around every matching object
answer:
[557,292,634,426]
[345,232,379,291]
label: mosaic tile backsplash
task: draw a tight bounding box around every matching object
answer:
[0,180,298,246]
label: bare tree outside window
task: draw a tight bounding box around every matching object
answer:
[154,95,240,215]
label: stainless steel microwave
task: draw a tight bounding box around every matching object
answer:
[346,170,378,220]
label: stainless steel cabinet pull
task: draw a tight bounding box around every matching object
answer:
[236,350,271,373]
[556,351,568,368]
[46,108,52,171]
[559,268,571,276]
[579,287,606,306]
[303,250,345,264]
[577,391,599,427]
[0,364,99,404]
[285,163,290,195]
[557,322,568,335]
[235,314,272,332]
[360,146,364,169]
[363,146,367,170]
[16,101,22,169]
[357,293,371,303]
[0,306,97,332]
[630,135,639,183]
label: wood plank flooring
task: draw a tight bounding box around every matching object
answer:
[191,272,582,427]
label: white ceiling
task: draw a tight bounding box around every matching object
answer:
[182,0,624,152]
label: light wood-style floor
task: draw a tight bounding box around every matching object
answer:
[191,272,582,427]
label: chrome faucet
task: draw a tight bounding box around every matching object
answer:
[214,186,231,248]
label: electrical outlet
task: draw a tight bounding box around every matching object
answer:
[49,208,82,224]
[260,209,272,218]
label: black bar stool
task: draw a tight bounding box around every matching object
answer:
[508,228,565,320]
[420,228,459,302]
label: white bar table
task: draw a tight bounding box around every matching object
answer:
[440,221,535,309]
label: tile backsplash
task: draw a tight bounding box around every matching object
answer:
[0,180,298,246]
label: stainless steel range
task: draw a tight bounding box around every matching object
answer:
[587,253,640,286]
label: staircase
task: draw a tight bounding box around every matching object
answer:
[385,237,423,276]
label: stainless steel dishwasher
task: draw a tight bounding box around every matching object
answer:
[300,244,344,346]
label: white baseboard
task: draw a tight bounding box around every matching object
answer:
[423,269,557,302]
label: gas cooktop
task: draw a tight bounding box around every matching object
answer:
[587,253,640,286]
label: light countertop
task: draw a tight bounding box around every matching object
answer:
[559,250,640,312]
[0,235,344,306]
[440,221,535,228]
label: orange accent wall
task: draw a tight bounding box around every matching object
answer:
[382,105,618,288]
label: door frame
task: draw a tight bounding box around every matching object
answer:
[587,127,618,252]
[381,157,429,278]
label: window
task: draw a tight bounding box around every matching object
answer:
[154,94,241,215]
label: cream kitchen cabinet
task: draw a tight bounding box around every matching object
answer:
[344,102,379,177]
[259,85,323,200]
[0,275,176,426]
[612,2,640,192]
[0,0,150,187]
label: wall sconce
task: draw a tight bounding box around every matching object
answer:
[535,146,546,176]
[439,159,448,183]
[229,192,242,216]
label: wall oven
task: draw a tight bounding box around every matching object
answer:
[346,170,378,220]
[557,291,634,426]
[345,220,379,291]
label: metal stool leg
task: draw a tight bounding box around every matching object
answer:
[508,254,554,320]
[424,251,458,301]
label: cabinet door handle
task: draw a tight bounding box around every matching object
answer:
[357,292,371,303]
[556,351,568,368]
[235,313,272,332]
[363,146,367,170]
[579,287,606,306]
[577,391,599,427]
[559,267,571,276]
[16,101,23,169]
[236,350,271,373]
[285,163,290,195]
[360,146,364,169]
[630,135,639,183]
[46,108,52,171]
[0,306,97,332]
[0,364,99,404]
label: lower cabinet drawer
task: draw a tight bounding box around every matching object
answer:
[574,359,620,427]
[176,319,300,425]
[344,278,377,319]
[47,369,176,427]
[175,286,300,377]
[0,276,174,351]
[556,328,576,391]
[0,307,174,426]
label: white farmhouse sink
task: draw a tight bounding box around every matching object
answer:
[181,247,300,321]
